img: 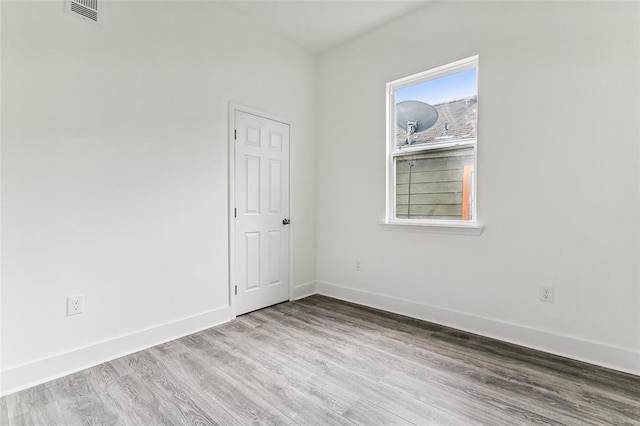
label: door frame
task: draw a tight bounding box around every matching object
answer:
[227,102,294,317]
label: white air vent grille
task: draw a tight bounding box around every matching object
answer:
[69,0,98,22]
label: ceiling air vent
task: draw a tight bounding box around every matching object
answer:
[67,0,98,23]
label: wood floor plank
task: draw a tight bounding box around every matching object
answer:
[4,383,55,418]
[291,296,640,422]
[238,309,470,424]
[276,300,598,425]
[0,396,9,425]
[150,343,300,426]
[48,371,120,425]
[342,398,416,425]
[100,373,178,425]
[215,328,360,415]
[124,349,242,425]
[2,295,639,426]
[249,308,396,379]
[220,322,442,424]
[319,362,467,426]
[382,369,563,426]
[7,402,67,426]
[57,392,120,426]
[194,329,357,425]
[256,302,639,425]
[303,295,640,400]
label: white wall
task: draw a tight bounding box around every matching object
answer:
[316,1,640,373]
[3,0,639,396]
[1,0,316,392]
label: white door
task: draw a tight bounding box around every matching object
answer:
[234,110,290,315]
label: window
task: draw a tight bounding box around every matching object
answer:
[386,56,479,228]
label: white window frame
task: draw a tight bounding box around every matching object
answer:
[384,55,483,235]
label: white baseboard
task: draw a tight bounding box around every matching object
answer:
[292,281,317,300]
[1,305,234,396]
[3,282,637,396]
[315,281,640,376]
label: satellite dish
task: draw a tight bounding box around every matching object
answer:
[396,101,439,133]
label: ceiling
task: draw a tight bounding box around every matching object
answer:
[227,1,432,53]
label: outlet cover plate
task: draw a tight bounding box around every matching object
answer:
[67,295,85,316]
[540,285,554,303]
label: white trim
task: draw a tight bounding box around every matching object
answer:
[229,102,290,127]
[315,281,640,377]
[228,103,236,309]
[288,119,296,303]
[393,139,476,156]
[385,78,394,223]
[381,221,484,235]
[0,305,233,396]
[0,0,4,395]
[292,282,317,300]
[228,102,293,315]
[386,55,479,227]
[388,55,479,90]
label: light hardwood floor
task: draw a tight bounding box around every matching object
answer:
[2,295,639,425]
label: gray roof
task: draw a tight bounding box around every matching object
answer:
[396,96,477,147]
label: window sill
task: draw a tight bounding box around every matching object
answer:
[381,220,484,236]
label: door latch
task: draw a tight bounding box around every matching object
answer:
[282,218,290,225]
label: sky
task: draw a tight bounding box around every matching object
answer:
[395,68,477,105]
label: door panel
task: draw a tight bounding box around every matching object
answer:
[235,110,290,315]
[244,232,260,291]
[268,159,282,213]
[245,155,261,214]
[268,230,281,285]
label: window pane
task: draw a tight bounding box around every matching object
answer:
[388,56,478,224]
[395,68,477,148]
[395,147,474,221]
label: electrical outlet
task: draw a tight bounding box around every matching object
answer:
[355,259,362,271]
[540,285,554,303]
[67,295,84,316]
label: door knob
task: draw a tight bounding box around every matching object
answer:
[282,218,290,225]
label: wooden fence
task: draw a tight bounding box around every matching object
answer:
[395,147,474,220]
